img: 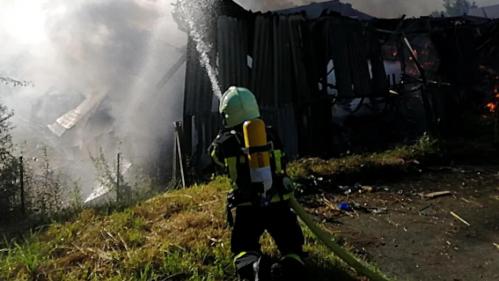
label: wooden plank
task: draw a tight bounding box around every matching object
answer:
[423,191,452,199]
[450,211,471,227]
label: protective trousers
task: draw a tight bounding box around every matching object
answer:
[231,201,305,281]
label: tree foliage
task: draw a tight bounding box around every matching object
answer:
[0,104,13,158]
[0,76,33,87]
[0,103,19,220]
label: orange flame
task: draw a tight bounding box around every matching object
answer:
[486,102,497,113]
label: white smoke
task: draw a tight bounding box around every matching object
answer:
[0,0,186,195]
[477,0,499,6]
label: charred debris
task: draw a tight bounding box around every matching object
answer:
[178,0,499,174]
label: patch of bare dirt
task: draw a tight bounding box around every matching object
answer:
[303,165,499,281]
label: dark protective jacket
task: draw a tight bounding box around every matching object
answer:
[209,125,292,207]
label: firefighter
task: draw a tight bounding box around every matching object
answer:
[209,86,305,281]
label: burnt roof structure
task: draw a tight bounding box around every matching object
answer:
[469,4,499,18]
[276,0,372,20]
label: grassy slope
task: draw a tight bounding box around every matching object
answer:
[287,135,439,184]
[0,137,440,281]
[0,177,359,281]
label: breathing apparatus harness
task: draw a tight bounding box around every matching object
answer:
[224,118,291,226]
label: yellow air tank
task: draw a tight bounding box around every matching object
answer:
[243,119,273,201]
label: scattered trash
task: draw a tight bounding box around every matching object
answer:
[410,160,420,165]
[419,204,433,213]
[305,175,334,188]
[460,197,484,208]
[370,207,388,214]
[422,191,452,199]
[339,185,353,195]
[338,183,382,195]
[386,218,400,228]
[493,243,499,250]
[450,211,471,227]
[350,202,388,214]
[361,185,374,193]
[351,202,370,213]
[338,202,353,212]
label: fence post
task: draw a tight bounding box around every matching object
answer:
[171,126,177,186]
[116,152,121,203]
[174,121,186,188]
[19,156,25,216]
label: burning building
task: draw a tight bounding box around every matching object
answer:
[177,0,499,174]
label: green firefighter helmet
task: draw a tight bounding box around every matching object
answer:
[219,86,261,128]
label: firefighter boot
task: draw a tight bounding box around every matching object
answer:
[270,255,305,281]
[235,253,271,281]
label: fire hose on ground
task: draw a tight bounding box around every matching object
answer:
[289,196,393,281]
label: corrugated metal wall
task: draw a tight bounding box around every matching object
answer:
[183,12,389,168]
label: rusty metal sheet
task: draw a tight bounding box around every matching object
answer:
[251,15,274,106]
[183,38,214,116]
[48,92,106,137]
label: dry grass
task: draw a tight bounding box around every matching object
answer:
[0,178,230,281]
[0,177,361,281]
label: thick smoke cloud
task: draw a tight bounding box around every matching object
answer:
[0,0,186,194]
[341,0,442,17]
[236,0,499,17]
[235,0,442,17]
